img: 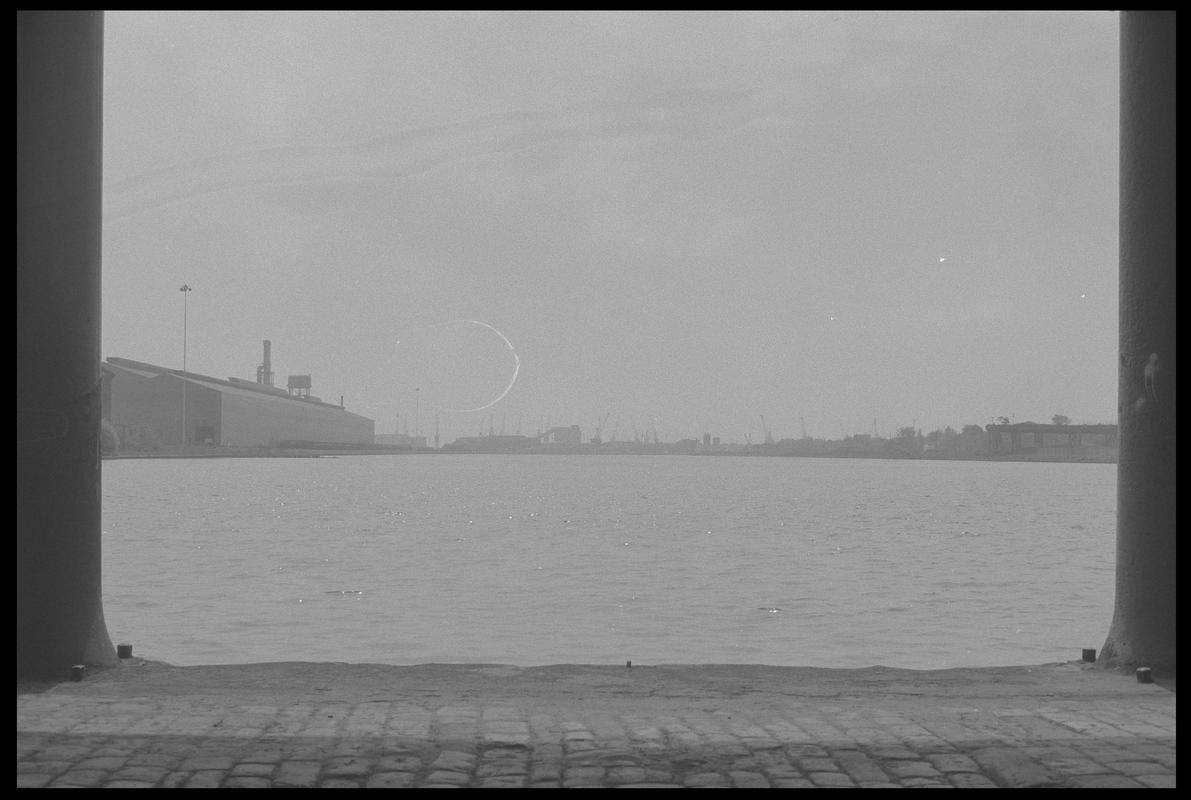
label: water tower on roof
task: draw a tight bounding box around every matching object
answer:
[288,374,312,398]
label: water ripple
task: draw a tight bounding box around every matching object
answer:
[102,455,1116,670]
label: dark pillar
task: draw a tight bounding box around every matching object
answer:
[1099,11,1176,677]
[18,11,116,678]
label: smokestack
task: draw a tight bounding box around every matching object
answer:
[257,340,274,386]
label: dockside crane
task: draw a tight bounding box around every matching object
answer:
[590,413,610,445]
[760,415,774,445]
[800,416,808,440]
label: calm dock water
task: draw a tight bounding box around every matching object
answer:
[101,454,1116,669]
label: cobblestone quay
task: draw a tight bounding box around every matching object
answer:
[18,659,1174,788]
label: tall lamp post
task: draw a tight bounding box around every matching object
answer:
[179,284,192,448]
[415,387,420,445]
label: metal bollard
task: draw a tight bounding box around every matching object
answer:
[1082,648,1096,663]
[70,665,86,681]
[1136,667,1153,684]
[117,643,133,659]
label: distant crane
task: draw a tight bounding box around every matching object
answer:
[800,416,808,439]
[591,413,610,445]
[607,415,619,443]
[760,415,774,445]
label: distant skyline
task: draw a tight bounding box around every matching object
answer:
[102,11,1119,444]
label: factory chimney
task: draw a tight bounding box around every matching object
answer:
[256,340,274,387]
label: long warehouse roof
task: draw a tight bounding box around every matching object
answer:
[104,357,355,412]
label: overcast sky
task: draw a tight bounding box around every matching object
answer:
[102,11,1119,444]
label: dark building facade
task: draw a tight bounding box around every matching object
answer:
[985,423,1118,460]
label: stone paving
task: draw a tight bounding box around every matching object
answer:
[17,659,1175,788]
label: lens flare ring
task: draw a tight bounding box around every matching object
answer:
[409,319,520,414]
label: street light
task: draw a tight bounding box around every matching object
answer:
[415,387,420,443]
[179,284,192,448]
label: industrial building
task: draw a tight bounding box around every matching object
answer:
[374,433,428,449]
[441,434,538,453]
[540,425,582,445]
[101,341,374,449]
[442,426,586,454]
[985,422,1117,460]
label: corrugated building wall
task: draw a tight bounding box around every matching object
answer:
[105,363,221,449]
[218,384,373,446]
